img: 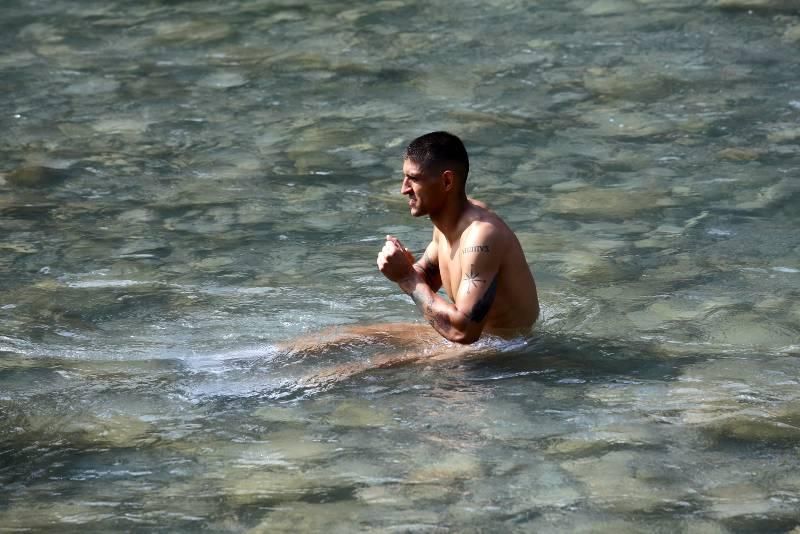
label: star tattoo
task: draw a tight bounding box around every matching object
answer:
[463,264,485,294]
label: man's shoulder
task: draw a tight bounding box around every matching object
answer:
[466,206,512,240]
[461,218,508,256]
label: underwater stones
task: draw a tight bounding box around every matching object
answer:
[626,298,704,331]
[0,242,38,254]
[704,311,797,348]
[546,187,673,219]
[701,411,800,445]
[733,177,799,209]
[263,429,331,461]
[6,165,70,188]
[93,117,151,135]
[116,208,157,224]
[717,147,761,161]
[704,483,782,520]
[223,469,320,505]
[286,123,360,174]
[63,77,120,96]
[767,126,800,143]
[356,484,412,506]
[197,72,247,89]
[554,250,622,283]
[710,0,800,12]
[561,451,690,513]
[545,424,657,459]
[328,400,392,428]
[0,502,115,530]
[18,22,63,43]
[583,0,639,15]
[406,453,482,484]
[583,108,675,139]
[784,23,800,42]
[452,461,582,525]
[152,20,232,43]
[582,67,680,101]
[551,179,589,192]
[414,70,481,102]
[249,502,366,533]
[253,405,309,424]
[0,51,37,69]
[31,413,155,448]
[114,238,171,259]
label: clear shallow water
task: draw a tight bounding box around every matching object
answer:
[1,0,799,531]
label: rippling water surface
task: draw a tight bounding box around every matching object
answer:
[2,0,800,531]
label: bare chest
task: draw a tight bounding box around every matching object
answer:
[437,240,463,300]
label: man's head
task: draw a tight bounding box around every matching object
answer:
[401,131,469,217]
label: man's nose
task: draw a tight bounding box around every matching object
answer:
[400,177,411,194]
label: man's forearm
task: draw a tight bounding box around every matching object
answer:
[397,275,478,344]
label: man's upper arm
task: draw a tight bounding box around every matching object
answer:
[414,233,442,291]
[455,224,501,328]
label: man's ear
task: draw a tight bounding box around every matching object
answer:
[441,169,455,192]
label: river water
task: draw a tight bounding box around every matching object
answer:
[1,0,799,531]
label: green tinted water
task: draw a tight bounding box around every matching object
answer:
[1,0,800,531]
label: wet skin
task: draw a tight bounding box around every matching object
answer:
[377,158,540,344]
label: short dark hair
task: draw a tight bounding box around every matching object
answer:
[403,131,469,183]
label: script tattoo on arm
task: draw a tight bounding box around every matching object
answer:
[466,275,498,323]
[462,245,490,254]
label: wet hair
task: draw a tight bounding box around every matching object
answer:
[403,131,469,184]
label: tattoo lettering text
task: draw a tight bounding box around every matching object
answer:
[462,245,490,254]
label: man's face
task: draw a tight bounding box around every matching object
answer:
[401,158,444,217]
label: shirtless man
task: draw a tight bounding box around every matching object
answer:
[377,131,539,344]
[286,132,539,386]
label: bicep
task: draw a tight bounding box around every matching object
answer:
[455,231,501,326]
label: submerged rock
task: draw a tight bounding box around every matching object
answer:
[704,482,783,520]
[784,23,800,42]
[710,0,800,13]
[702,412,800,444]
[583,0,639,16]
[223,470,323,505]
[583,108,676,138]
[583,67,683,101]
[197,72,247,89]
[561,450,692,513]
[767,126,800,143]
[6,165,71,188]
[249,501,366,533]
[92,118,151,134]
[152,20,232,43]
[26,412,155,448]
[63,77,120,95]
[406,452,482,484]
[717,147,762,161]
[546,187,674,218]
[328,400,392,428]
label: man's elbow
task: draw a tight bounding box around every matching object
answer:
[446,327,482,345]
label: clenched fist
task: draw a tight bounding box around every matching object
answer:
[377,235,416,282]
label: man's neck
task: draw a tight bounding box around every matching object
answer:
[430,193,470,244]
